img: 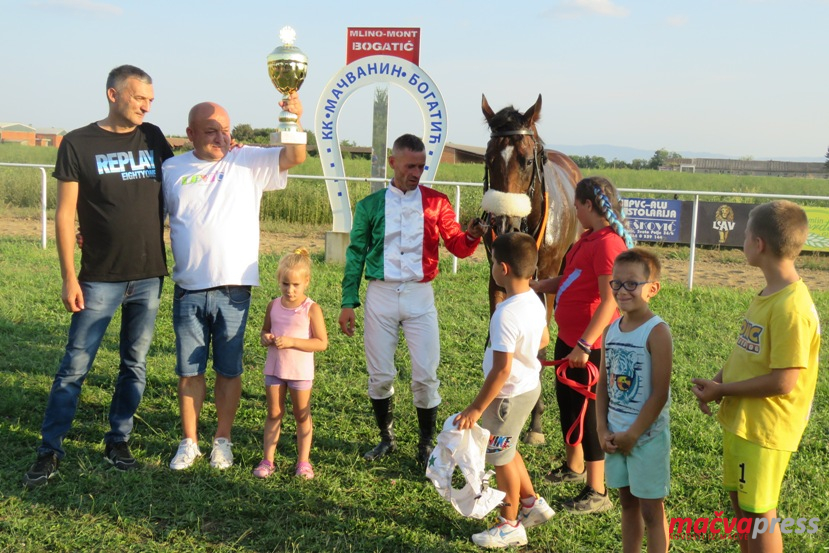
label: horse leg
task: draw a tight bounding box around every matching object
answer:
[523,347,547,445]
[488,275,506,316]
[523,291,552,445]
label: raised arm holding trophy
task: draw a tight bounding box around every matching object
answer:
[268,26,308,145]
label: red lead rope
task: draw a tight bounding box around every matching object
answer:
[540,359,599,447]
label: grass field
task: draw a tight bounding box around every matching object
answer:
[1,236,827,552]
[3,143,829,225]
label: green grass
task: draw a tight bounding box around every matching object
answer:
[1,238,827,552]
[5,143,828,224]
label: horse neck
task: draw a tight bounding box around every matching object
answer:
[526,154,547,229]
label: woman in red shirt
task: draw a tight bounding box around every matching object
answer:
[532,176,633,514]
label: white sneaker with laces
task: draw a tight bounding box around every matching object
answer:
[210,437,233,469]
[169,438,202,470]
[471,517,528,549]
[519,496,555,529]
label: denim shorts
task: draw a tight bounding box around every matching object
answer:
[172,285,251,378]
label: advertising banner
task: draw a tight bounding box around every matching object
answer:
[801,206,829,252]
[624,198,829,252]
[347,28,420,65]
[678,201,755,247]
[622,198,682,243]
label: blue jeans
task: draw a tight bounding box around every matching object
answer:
[172,285,251,378]
[38,277,163,459]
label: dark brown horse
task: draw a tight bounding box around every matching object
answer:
[481,94,581,444]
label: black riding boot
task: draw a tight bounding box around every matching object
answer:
[364,397,397,461]
[415,406,439,467]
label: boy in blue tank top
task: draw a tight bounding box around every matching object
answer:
[597,248,673,553]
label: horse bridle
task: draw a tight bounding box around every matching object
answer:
[482,128,547,241]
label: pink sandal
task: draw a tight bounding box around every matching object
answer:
[295,461,314,480]
[253,459,275,479]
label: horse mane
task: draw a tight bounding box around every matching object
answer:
[487,106,545,148]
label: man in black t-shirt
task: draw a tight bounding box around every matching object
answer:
[23,65,174,488]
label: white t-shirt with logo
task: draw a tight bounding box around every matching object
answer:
[162,147,286,290]
[484,290,547,398]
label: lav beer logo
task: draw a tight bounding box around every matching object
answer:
[713,205,735,243]
[736,318,763,354]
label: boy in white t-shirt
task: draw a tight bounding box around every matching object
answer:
[455,232,555,549]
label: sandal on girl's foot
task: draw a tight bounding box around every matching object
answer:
[295,461,314,480]
[252,459,275,479]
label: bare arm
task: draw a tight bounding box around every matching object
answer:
[581,274,618,346]
[277,92,307,170]
[692,367,800,409]
[260,300,276,347]
[596,328,612,450]
[530,275,562,295]
[539,325,550,351]
[566,274,617,368]
[55,180,83,312]
[275,303,329,352]
[454,351,512,430]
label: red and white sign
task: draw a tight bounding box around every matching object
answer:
[346,27,420,65]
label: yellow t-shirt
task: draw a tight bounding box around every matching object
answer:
[718,280,820,452]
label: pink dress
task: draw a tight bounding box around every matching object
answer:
[263,297,315,381]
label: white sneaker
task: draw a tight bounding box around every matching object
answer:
[519,496,555,529]
[210,438,233,469]
[169,438,201,470]
[471,517,528,548]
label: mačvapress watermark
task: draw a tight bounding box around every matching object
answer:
[670,512,819,541]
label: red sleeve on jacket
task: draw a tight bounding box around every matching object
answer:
[422,187,480,258]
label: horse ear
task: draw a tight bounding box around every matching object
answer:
[524,94,542,125]
[482,94,495,123]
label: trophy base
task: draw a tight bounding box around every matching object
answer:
[270,130,307,145]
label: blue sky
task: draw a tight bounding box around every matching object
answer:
[3,0,827,161]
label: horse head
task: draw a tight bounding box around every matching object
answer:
[481,94,546,237]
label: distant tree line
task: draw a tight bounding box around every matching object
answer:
[231,124,318,153]
[231,125,372,159]
[569,148,683,171]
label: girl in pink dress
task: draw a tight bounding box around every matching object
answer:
[254,249,328,479]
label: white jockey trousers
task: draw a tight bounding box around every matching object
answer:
[364,280,441,409]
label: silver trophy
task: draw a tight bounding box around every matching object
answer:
[267,26,308,144]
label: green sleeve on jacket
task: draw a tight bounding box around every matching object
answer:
[341,190,385,308]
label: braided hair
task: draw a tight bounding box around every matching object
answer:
[575,176,635,249]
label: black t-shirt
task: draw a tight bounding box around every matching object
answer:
[54,123,174,282]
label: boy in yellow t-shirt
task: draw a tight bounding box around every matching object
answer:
[692,200,820,553]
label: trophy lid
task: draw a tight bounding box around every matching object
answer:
[267,45,307,64]
[267,26,308,65]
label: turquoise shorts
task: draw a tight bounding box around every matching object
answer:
[605,425,670,499]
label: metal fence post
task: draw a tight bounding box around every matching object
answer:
[39,167,47,249]
[452,185,461,274]
[688,195,700,290]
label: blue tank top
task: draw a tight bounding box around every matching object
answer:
[604,315,670,444]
